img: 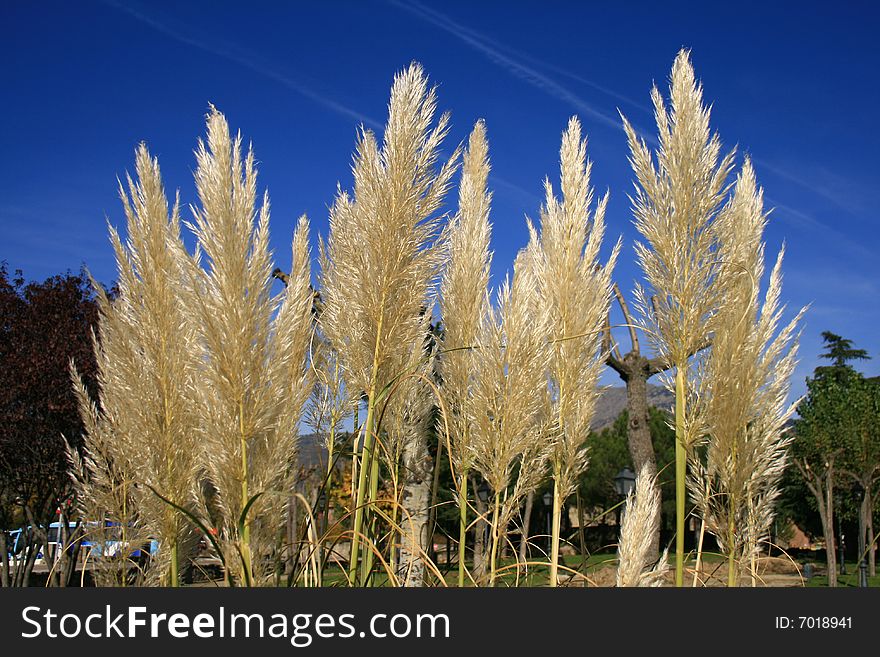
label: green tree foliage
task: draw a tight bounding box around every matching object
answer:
[793,333,876,480]
[816,331,869,371]
[577,407,676,531]
[787,332,880,582]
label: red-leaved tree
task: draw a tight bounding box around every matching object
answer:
[0,264,99,586]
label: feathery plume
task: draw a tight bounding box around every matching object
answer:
[617,467,668,587]
[306,335,354,465]
[439,120,493,476]
[317,63,460,584]
[185,109,314,585]
[688,160,805,586]
[533,116,620,585]
[72,144,201,586]
[469,242,552,585]
[386,333,436,587]
[437,120,493,586]
[69,363,149,587]
[319,62,459,400]
[624,50,735,373]
[622,49,736,585]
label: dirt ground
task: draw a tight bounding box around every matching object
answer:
[564,556,806,587]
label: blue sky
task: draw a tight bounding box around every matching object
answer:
[2,0,878,400]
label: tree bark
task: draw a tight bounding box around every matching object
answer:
[859,488,868,579]
[426,434,444,566]
[824,468,837,587]
[867,486,875,577]
[55,515,82,587]
[472,477,487,584]
[398,432,433,587]
[610,352,661,563]
[796,458,837,586]
[0,532,7,588]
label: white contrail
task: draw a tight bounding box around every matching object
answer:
[390,0,632,133]
[766,197,872,260]
[103,0,382,129]
[756,157,865,217]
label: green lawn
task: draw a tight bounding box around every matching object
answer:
[804,563,879,587]
[237,551,878,587]
[313,553,621,587]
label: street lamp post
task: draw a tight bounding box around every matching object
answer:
[613,467,637,527]
[477,481,491,559]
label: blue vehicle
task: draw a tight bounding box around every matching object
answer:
[4,524,73,563]
[85,522,158,560]
[5,522,158,564]
[4,528,25,557]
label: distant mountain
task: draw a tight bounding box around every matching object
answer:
[297,383,675,464]
[297,432,332,469]
[590,384,675,431]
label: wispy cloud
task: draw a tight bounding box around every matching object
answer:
[389,0,646,135]
[490,173,542,208]
[765,197,873,260]
[785,263,879,302]
[103,0,382,130]
[756,157,869,218]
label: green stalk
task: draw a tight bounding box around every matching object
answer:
[348,394,376,585]
[351,405,359,513]
[121,483,127,588]
[727,496,737,587]
[349,296,386,587]
[674,367,686,587]
[692,480,708,587]
[549,478,562,587]
[324,425,335,536]
[322,406,337,553]
[488,490,501,586]
[550,369,566,588]
[239,399,253,586]
[327,427,335,479]
[458,470,468,587]
[167,514,179,587]
[360,434,383,584]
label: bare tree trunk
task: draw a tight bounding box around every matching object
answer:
[56,515,83,587]
[797,458,837,587]
[426,435,444,566]
[17,535,40,587]
[398,432,433,587]
[576,491,587,561]
[473,478,487,584]
[822,469,838,587]
[622,357,659,562]
[24,506,47,588]
[518,491,534,563]
[859,489,868,579]
[0,533,7,587]
[604,283,711,569]
[867,486,876,577]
